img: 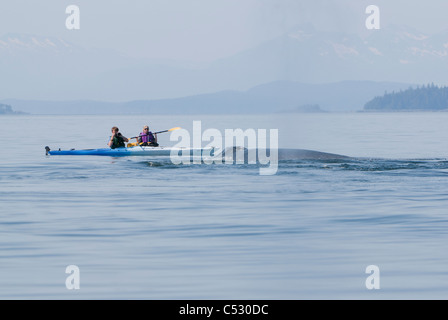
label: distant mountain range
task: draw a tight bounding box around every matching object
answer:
[2,80,413,114]
[1,24,447,105]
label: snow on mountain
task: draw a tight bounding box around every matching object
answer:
[0,33,79,56]
[205,23,448,87]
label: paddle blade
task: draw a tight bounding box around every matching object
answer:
[154,127,182,134]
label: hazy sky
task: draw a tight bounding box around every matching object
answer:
[1,0,448,62]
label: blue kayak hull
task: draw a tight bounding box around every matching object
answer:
[46,146,214,157]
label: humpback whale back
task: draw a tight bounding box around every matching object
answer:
[215,147,350,163]
[278,148,350,160]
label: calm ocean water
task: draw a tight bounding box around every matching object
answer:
[1,112,448,299]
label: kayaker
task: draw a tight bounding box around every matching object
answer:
[108,126,129,149]
[138,125,159,147]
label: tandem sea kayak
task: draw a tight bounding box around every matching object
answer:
[45,146,214,157]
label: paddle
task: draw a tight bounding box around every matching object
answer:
[153,126,182,134]
[130,127,181,139]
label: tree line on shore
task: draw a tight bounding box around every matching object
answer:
[364,84,448,111]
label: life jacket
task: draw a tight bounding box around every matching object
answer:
[111,133,126,149]
[139,131,155,143]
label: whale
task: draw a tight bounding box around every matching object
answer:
[214,147,350,162]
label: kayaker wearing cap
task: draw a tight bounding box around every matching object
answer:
[108,126,129,149]
[138,125,159,147]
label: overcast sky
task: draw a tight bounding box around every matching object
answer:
[1,0,448,62]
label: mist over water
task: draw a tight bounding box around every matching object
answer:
[1,113,448,299]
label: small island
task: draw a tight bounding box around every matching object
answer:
[364,84,448,111]
[0,104,26,115]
